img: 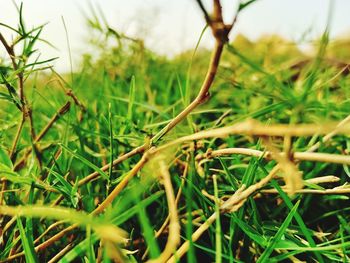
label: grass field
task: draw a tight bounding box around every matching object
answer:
[1,1,350,262]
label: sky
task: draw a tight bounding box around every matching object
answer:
[1,0,350,72]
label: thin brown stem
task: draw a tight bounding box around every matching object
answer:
[36,102,71,142]
[146,160,180,263]
[151,40,224,144]
[307,114,350,152]
[261,187,350,195]
[47,243,74,263]
[0,33,17,70]
[77,144,147,187]
[156,120,350,153]
[151,0,234,144]
[92,149,153,215]
[142,154,189,261]
[13,101,71,170]
[198,147,350,165]
[0,33,27,160]
[1,224,78,262]
[195,0,211,24]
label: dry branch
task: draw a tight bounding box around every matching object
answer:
[146,160,180,263]
[198,148,350,165]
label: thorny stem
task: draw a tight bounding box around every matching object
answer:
[0,33,28,160]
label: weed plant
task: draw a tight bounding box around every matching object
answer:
[0,1,350,262]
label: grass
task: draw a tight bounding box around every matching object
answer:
[0,0,350,262]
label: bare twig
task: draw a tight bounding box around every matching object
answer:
[167,213,217,263]
[155,120,350,154]
[151,0,234,144]
[142,154,189,261]
[304,175,340,184]
[34,220,66,245]
[0,33,17,71]
[197,147,350,165]
[92,147,154,215]
[195,0,211,24]
[146,160,180,263]
[1,224,78,262]
[77,144,147,187]
[261,186,350,195]
[47,243,74,263]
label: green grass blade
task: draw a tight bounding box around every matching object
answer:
[16,217,38,263]
[0,163,34,184]
[59,143,109,180]
[231,215,267,247]
[218,157,239,190]
[257,200,300,263]
[0,147,13,169]
[185,153,196,263]
[271,180,324,262]
[127,75,136,121]
[134,193,160,259]
[213,175,222,263]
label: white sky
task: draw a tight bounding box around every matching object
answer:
[1,0,350,72]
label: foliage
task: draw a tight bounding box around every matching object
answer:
[0,2,350,262]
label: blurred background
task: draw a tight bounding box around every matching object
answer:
[1,0,350,72]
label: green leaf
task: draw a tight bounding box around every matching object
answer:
[238,0,259,11]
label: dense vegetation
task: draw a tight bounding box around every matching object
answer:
[0,1,350,262]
